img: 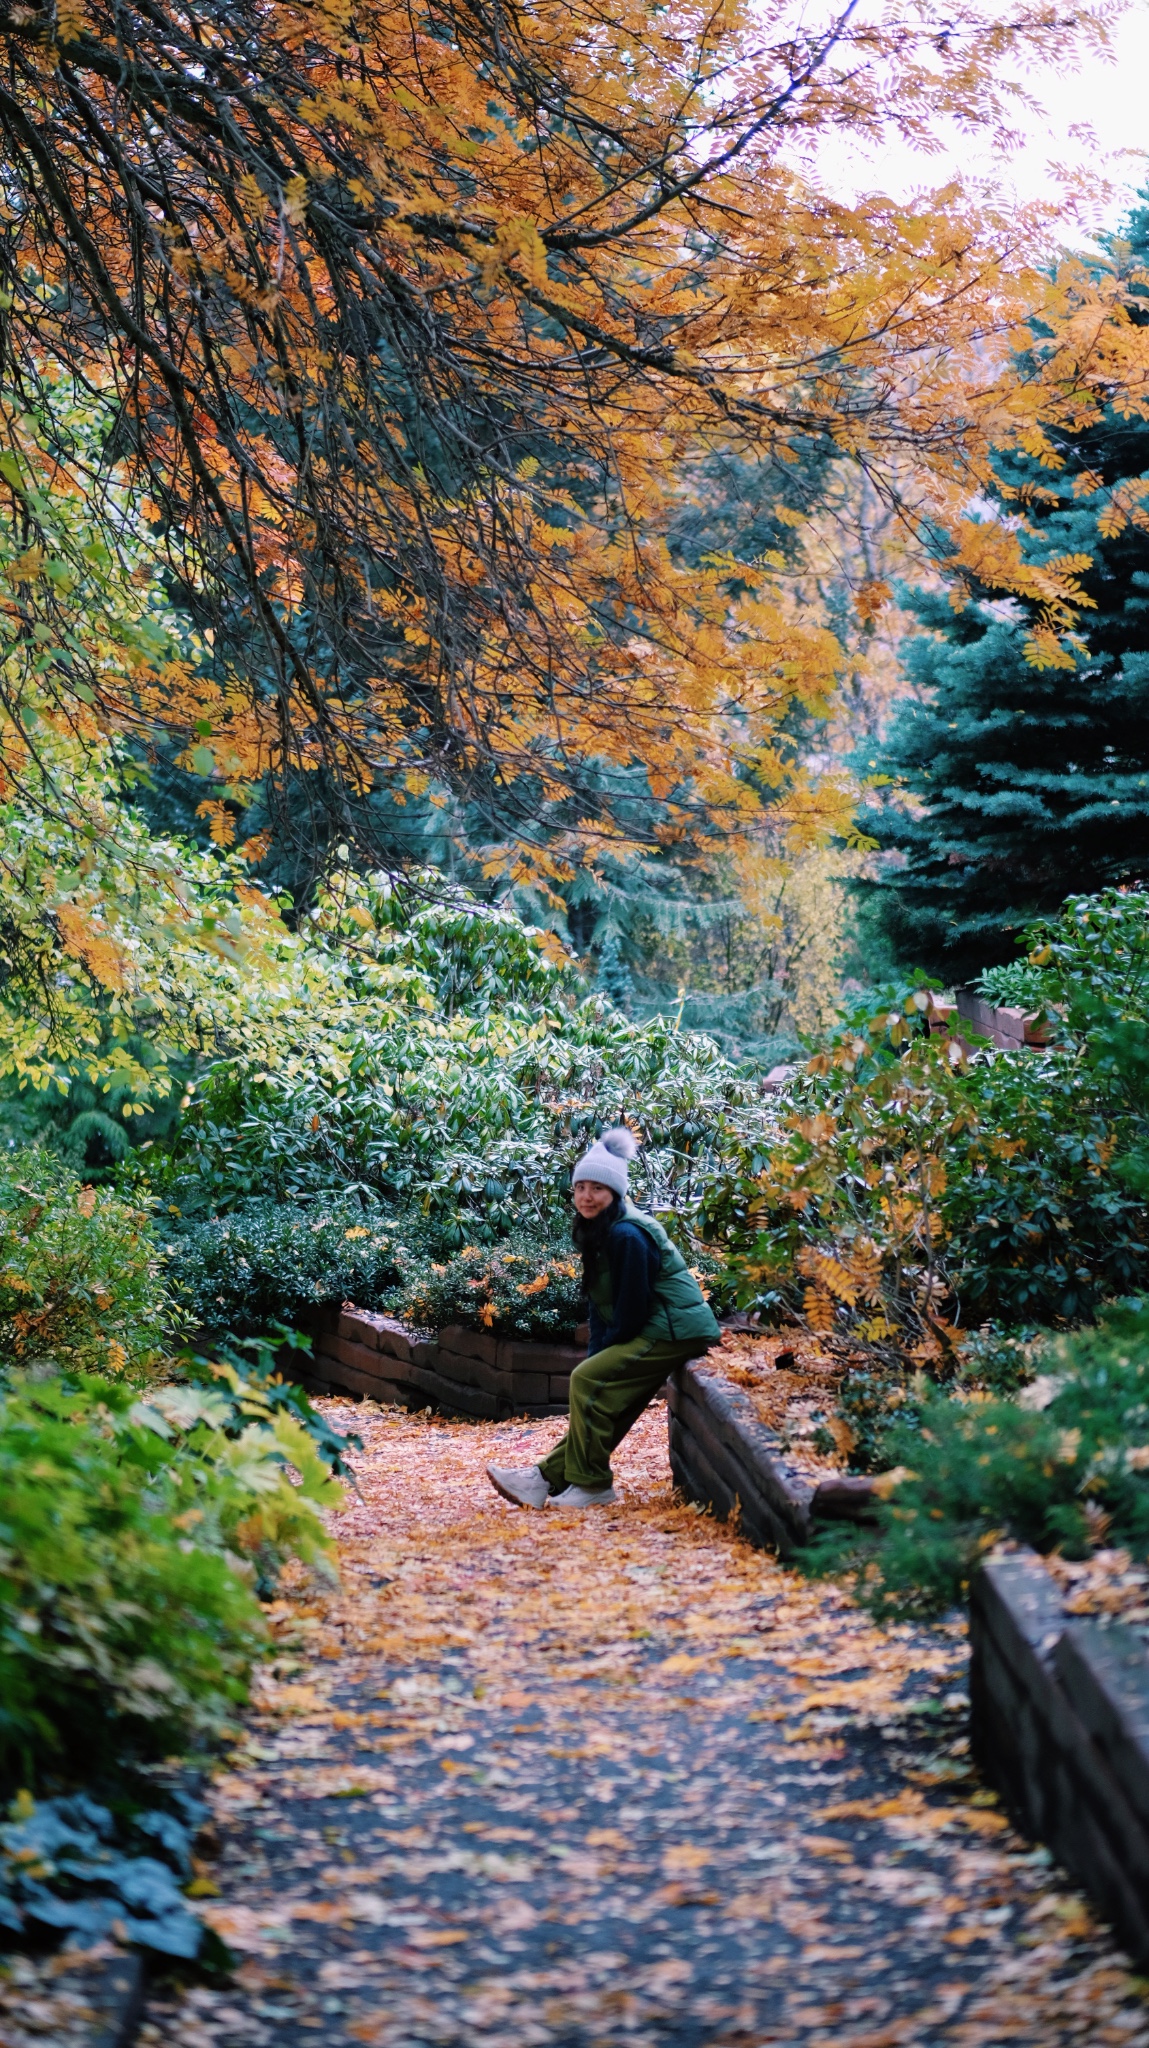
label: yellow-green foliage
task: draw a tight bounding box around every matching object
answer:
[0,1358,343,1788]
[778,844,858,1039]
[133,1363,343,1575]
[0,1149,174,1380]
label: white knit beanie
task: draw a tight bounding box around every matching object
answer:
[571,1126,638,1198]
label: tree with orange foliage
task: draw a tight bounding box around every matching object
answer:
[0,0,1139,876]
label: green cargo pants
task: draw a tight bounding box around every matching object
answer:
[536,1335,701,1493]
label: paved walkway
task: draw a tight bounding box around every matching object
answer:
[141,1403,1149,2048]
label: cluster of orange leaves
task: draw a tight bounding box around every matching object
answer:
[0,0,1146,871]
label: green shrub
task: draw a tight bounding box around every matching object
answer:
[807,1302,1149,1621]
[182,1329,362,1480]
[804,1391,1072,1623]
[0,1342,351,1788]
[131,1361,344,1591]
[835,1364,922,1473]
[0,1150,175,1379]
[971,889,1149,1044]
[834,1327,1037,1474]
[1030,889,1149,1022]
[397,1234,584,1339]
[143,871,775,1263]
[708,902,1149,1373]
[0,1035,190,1185]
[974,960,1048,1010]
[954,1324,1042,1397]
[705,976,1149,1367]
[156,998,769,1253]
[311,868,582,1018]
[164,1197,416,1336]
[0,1373,262,1785]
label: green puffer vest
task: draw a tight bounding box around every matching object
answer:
[588,1200,721,1347]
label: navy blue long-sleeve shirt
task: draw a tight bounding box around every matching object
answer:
[587,1218,661,1352]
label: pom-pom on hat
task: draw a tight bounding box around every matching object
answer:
[571,1125,638,1199]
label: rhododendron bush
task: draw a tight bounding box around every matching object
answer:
[154,865,777,1326]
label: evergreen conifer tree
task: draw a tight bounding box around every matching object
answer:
[863,200,1149,983]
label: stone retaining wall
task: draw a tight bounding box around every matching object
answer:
[953,988,1050,1049]
[970,1549,1149,1968]
[666,1357,878,1558]
[300,1306,579,1420]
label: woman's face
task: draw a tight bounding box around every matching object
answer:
[573,1179,615,1219]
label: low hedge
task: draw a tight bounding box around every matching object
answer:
[165,1198,589,1343]
[395,1234,584,1339]
[164,1196,415,1335]
[0,1157,355,1801]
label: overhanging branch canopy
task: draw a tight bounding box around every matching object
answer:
[0,0,1131,866]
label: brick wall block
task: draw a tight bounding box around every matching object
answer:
[955,989,996,1036]
[438,1324,501,1367]
[320,1334,413,1384]
[1054,1622,1149,1838]
[508,1370,551,1405]
[406,1364,501,1420]
[423,1348,512,1400]
[312,1354,410,1404]
[496,1339,584,1376]
[336,1308,414,1360]
[668,1365,809,1553]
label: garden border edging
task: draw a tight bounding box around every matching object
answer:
[49,1950,146,2048]
[970,1547,1149,1967]
[953,988,1051,1048]
[299,1307,578,1419]
[666,1356,879,1557]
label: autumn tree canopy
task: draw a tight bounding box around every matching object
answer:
[0,0,1137,875]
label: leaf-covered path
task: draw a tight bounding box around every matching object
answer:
[142,1403,1149,2048]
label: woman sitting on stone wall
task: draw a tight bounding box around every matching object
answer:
[486,1128,720,1511]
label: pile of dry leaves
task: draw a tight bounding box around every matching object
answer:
[715,1329,853,1471]
[1047,1549,1149,1646]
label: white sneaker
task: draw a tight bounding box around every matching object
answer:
[549,1484,618,1509]
[486,1464,550,1510]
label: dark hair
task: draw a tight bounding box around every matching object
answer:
[572,1193,621,1291]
